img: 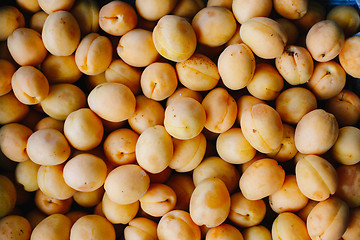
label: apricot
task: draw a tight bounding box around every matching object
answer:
[63,153,107,192]
[128,95,165,134]
[0,6,25,41]
[41,54,82,84]
[0,123,32,162]
[141,62,178,101]
[30,214,72,240]
[102,192,139,224]
[124,217,158,240]
[34,117,64,132]
[275,45,314,85]
[166,87,203,107]
[307,61,346,100]
[176,53,220,91]
[205,223,244,240]
[15,160,40,192]
[135,125,173,174]
[216,128,256,164]
[232,0,272,24]
[38,0,75,14]
[75,33,113,75]
[239,158,285,200]
[7,27,47,66]
[136,0,177,21]
[327,5,360,37]
[71,0,99,35]
[0,92,29,125]
[339,35,360,78]
[269,175,308,213]
[29,11,48,33]
[73,187,104,208]
[87,82,136,122]
[240,103,283,153]
[272,212,310,240]
[105,59,141,95]
[190,177,230,227]
[11,66,49,105]
[202,88,237,133]
[192,6,236,47]
[236,95,265,125]
[34,190,72,215]
[246,63,284,101]
[118,28,160,67]
[296,155,338,201]
[331,126,360,165]
[0,215,31,240]
[307,197,349,240]
[218,43,255,90]
[153,15,197,62]
[306,20,345,62]
[139,183,177,217]
[193,156,240,193]
[169,133,206,172]
[104,164,150,205]
[325,90,360,126]
[64,108,104,151]
[0,175,17,218]
[157,210,201,240]
[70,215,116,240]
[37,164,76,200]
[0,59,15,96]
[273,0,307,19]
[240,17,287,59]
[275,87,317,125]
[335,164,360,208]
[228,192,266,227]
[41,83,86,121]
[164,97,206,140]
[26,128,71,165]
[267,124,298,162]
[103,128,138,166]
[295,109,339,155]
[342,208,360,240]
[99,1,137,36]
[42,11,80,56]
[243,225,272,240]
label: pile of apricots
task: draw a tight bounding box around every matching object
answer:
[0,0,360,239]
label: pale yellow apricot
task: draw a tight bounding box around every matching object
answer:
[295,109,339,155]
[192,6,236,47]
[239,158,285,200]
[307,197,349,240]
[104,164,150,205]
[42,11,80,56]
[135,125,173,174]
[228,192,266,227]
[7,27,47,66]
[176,53,220,91]
[240,17,287,59]
[169,133,206,172]
[296,155,338,201]
[153,15,197,62]
[306,20,345,62]
[218,43,255,90]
